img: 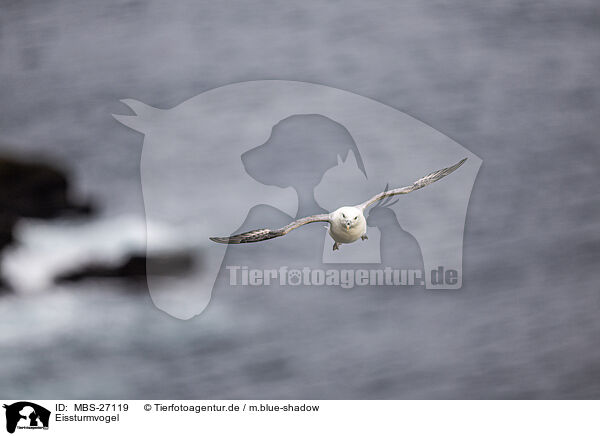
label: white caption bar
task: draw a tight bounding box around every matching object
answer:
[0,400,598,435]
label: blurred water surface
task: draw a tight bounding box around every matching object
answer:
[0,0,599,398]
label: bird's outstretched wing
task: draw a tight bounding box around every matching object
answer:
[210,213,331,244]
[356,158,467,211]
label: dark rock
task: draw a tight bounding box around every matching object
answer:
[0,154,95,290]
[55,252,195,284]
[0,156,93,218]
[0,275,10,294]
[0,155,94,250]
[0,214,17,248]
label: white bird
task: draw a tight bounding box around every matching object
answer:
[210,158,466,250]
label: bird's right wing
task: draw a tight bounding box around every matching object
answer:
[210,213,331,244]
[356,158,467,211]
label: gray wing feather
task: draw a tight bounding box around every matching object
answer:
[210,213,331,244]
[357,158,467,211]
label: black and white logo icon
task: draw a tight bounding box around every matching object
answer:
[3,402,50,434]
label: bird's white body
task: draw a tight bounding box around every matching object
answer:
[328,206,367,246]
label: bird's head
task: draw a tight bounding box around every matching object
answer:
[335,206,362,230]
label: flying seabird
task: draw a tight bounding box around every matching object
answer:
[210,158,467,250]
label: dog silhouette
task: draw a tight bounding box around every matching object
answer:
[242,114,366,218]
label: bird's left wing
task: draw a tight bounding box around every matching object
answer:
[356,158,467,211]
[210,213,331,244]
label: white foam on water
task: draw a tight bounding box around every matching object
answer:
[1,215,198,293]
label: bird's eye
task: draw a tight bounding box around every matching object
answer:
[342,214,346,218]
[354,216,358,220]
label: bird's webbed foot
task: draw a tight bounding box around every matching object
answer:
[333,242,340,251]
